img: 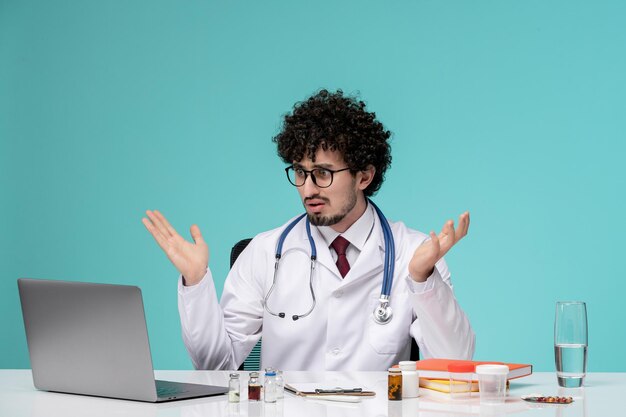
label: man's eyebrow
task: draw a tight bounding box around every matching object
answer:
[292,163,335,169]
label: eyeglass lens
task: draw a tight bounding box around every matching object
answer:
[287,167,334,188]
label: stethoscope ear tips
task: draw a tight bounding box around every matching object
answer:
[276,312,301,320]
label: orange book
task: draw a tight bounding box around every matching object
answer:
[410,358,532,380]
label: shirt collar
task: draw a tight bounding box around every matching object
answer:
[316,202,375,251]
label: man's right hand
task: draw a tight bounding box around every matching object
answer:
[142,210,209,286]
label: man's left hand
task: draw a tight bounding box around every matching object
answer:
[408,212,470,282]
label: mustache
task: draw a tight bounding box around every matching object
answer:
[304,196,330,204]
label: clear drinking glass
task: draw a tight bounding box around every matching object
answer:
[554,301,588,388]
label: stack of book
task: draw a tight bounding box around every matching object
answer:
[406,359,533,394]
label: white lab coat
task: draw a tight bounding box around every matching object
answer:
[178,214,475,371]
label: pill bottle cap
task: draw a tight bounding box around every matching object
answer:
[388,367,402,373]
[398,361,416,371]
[475,364,509,375]
[447,362,475,373]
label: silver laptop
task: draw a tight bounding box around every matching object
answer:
[18,278,228,402]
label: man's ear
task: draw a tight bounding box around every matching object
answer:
[357,165,376,191]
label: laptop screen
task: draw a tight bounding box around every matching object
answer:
[18,279,158,401]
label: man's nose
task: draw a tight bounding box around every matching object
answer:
[301,173,320,196]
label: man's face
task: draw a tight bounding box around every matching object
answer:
[293,147,369,232]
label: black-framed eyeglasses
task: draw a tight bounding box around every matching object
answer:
[285,166,352,188]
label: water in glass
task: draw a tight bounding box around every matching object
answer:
[554,301,587,388]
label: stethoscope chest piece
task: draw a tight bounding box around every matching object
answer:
[372,296,393,325]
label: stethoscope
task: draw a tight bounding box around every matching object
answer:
[263,199,395,325]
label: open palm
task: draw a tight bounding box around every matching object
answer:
[142,210,209,286]
[409,212,470,282]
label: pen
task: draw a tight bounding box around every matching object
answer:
[315,388,363,394]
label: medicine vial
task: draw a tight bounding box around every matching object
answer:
[264,370,277,403]
[275,370,284,399]
[228,373,240,403]
[398,361,419,398]
[248,371,261,401]
[388,367,402,400]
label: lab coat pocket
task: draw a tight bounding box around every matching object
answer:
[366,294,411,354]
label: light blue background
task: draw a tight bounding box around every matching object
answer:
[2,0,624,371]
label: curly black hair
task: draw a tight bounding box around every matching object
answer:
[272,89,392,197]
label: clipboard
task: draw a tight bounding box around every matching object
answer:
[284,383,376,397]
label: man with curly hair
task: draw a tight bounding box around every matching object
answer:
[143,89,475,371]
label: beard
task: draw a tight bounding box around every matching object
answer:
[306,188,358,226]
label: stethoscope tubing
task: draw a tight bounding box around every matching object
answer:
[264,199,395,322]
[371,201,395,296]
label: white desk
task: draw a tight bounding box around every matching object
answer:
[0,370,622,416]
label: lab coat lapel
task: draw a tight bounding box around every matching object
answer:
[343,216,385,284]
[290,218,340,279]
[307,224,343,279]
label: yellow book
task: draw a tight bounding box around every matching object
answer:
[419,378,479,394]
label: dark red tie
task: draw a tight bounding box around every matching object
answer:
[331,236,351,278]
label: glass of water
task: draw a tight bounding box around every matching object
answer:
[554,301,588,388]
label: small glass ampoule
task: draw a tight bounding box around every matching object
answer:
[264,369,277,403]
[248,371,261,401]
[275,370,284,399]
[228,373,240,403]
